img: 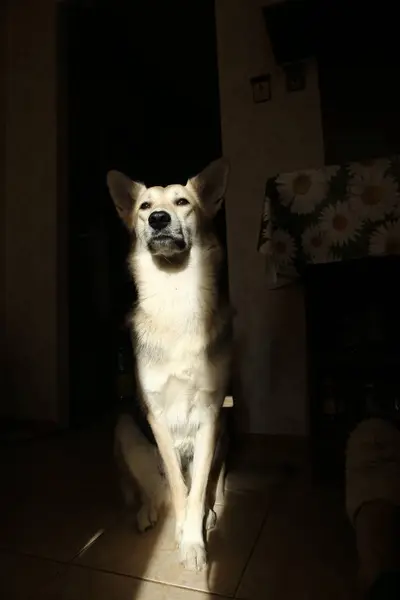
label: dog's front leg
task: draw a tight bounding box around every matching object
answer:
[147,413,187,541]
[180,414,218,571]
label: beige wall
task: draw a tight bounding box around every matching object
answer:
[2,0,66,423]
[216,0,324,434]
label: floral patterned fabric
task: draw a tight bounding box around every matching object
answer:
[258,156,400,287]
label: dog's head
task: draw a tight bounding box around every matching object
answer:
[107,158,229,258]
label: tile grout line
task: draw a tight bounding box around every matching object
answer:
[2,547,231,598]
[0,547,71,568]
[232,478,291,599]
[59,561,234,598]
[0,514,116,570]
[1,481,291,598]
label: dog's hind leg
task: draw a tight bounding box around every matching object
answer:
[115,414,168,532]
[187,459,218,531]
[204,462,226,532]
[204,422,228,530]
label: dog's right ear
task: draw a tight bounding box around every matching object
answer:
[107,170,147,229]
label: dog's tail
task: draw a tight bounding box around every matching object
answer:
[115,413,168,509]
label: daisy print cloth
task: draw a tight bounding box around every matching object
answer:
[258,156,400,287]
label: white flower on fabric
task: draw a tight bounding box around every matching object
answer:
[271,229,296,267]
[348,169,399,221]
[348,157,391,180]
[369,219,400,256]
[301,224,332,263]
[319,202,361,246]
[276,167,339,215]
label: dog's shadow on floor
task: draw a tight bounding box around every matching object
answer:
[0,422,361,599]
[0,422,172,600]
[203,463,290,598]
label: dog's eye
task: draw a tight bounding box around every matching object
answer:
[175,198,189,207]
[139,201,151,210]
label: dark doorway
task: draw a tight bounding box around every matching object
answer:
[60,0,225,427]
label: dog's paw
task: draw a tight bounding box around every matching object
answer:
[179,539,207,571]
[205,508,217,531]
[136,502,159,533]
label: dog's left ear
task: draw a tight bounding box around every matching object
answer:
[186,158,229,217]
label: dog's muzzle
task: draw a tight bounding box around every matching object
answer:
[146,210,187,256]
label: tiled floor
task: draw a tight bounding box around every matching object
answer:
[0,424,360,599]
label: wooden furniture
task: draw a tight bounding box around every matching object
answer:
[304,256,400,480]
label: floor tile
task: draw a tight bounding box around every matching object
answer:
[0,551,65,600]
[76,492,272,596]
[0,497,117,561]
[236,480,360,599]
[225,466,291,496]
[225,436,304,496]
[0,428,119,561]
[41,565,231,600]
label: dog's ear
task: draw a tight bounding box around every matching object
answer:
[107,170,146,229]
[186,158,229,217]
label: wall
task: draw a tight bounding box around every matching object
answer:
[2,0,66,424]
[319,63,400,165]
[215,0,324,434]
[0,2,7,399]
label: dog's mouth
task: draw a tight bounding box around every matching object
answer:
[147,233,188,256]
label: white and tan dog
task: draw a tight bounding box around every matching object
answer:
[107,158,231,571]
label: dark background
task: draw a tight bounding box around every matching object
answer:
[263,0,400,164]
[62,0,400,427]
[61,0,224,425]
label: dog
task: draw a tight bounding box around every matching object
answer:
[107,158,232,571]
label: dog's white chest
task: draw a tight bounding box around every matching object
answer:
[138,345,215,403]
[133,246,227,442]
[136,333,220,438]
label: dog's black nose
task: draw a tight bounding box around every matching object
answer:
[148,211,171,231]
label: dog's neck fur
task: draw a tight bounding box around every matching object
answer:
[130,232,222,330]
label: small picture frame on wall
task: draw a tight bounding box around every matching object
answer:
[250,74,271,103]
